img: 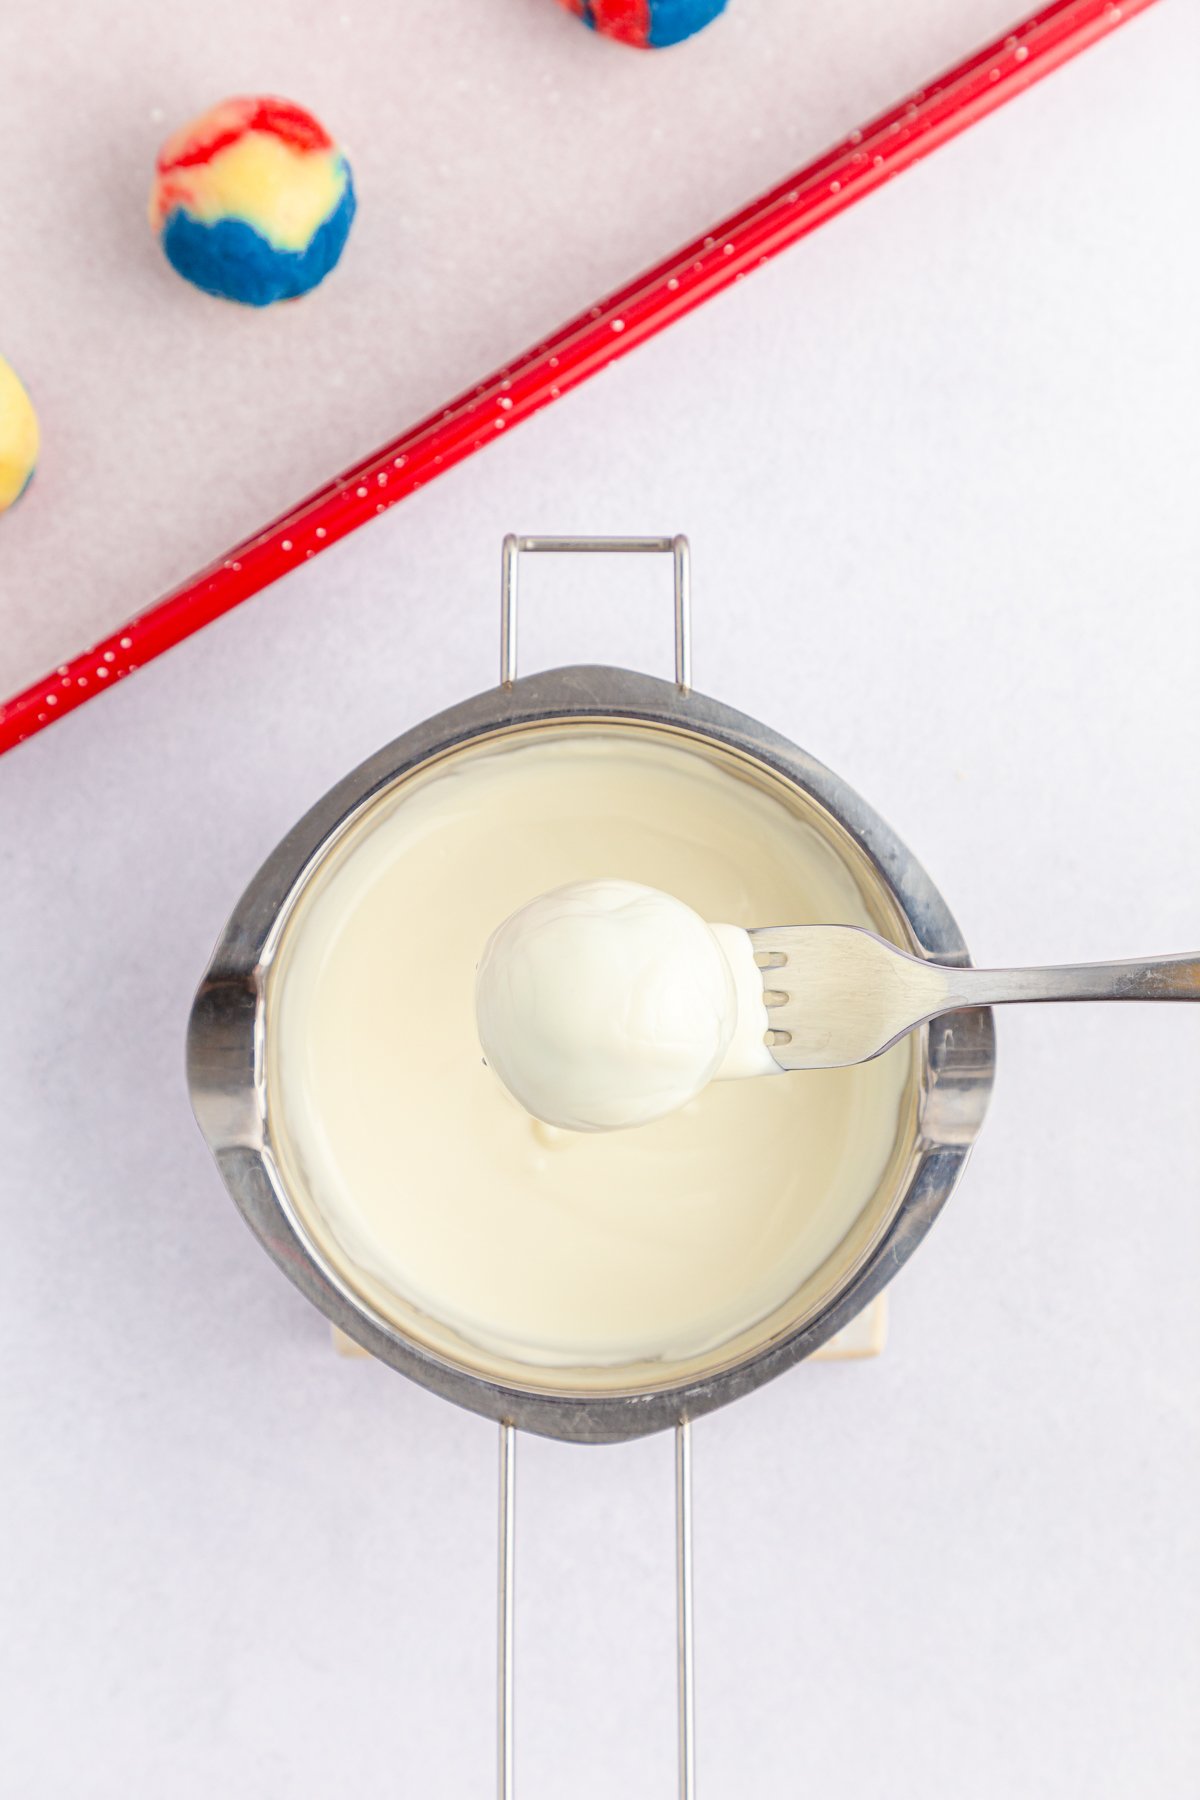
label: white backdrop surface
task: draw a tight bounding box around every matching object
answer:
[1,2,1198,1796]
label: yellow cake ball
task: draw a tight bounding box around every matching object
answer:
[0,356,39,514]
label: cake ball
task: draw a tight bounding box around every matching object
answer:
[0,356,39,515]
[149,96,356,306]
[557,0,728,48]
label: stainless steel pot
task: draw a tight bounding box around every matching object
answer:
[188,535,994,1442]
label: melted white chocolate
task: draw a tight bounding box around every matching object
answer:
[266,730,913,1374]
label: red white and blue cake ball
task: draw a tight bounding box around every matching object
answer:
[149,97,356,306]
[557,0,728,48]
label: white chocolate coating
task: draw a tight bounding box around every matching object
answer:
[709,921,782,1082]
[266,731,913,1375]
[475,879,775,1132]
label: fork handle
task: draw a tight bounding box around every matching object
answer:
[937,953,1200,1011]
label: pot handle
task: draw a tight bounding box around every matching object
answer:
[500,533,692,693]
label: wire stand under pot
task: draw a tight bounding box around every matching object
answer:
[496,1419,697,1800]
[497,533,698,1799]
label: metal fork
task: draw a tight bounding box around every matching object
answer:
[750,927,1200,1070]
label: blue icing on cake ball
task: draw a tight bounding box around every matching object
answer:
[558,0,729,49]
